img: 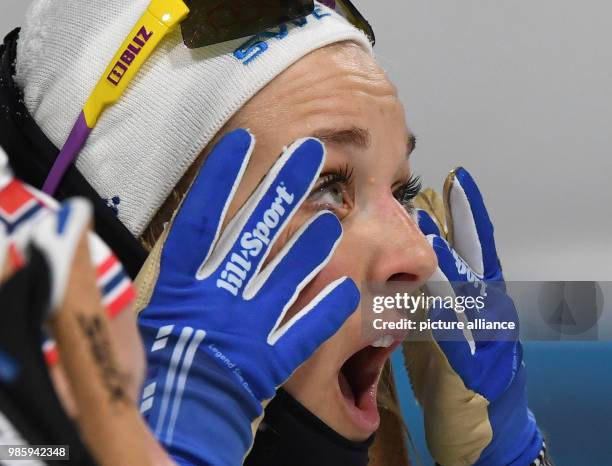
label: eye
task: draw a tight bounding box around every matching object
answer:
[307,165,354,218]
[393,174,422,213]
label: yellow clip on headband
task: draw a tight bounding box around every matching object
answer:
[42,0,189,194]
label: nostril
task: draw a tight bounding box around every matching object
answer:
[387,273,417,282]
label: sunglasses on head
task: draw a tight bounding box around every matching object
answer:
[42,0,374,195]
[182,0,374,48]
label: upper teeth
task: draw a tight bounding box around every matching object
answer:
[371,335,394,348]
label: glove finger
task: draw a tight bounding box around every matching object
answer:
[273,277,360,369]
[429,234,487,309]
[428,293,477,368]
[163,128,254,276]
[445,167,500,279]
[426,235,477,355]
[255,211,342,335]
[469,285,520,344]
[199,138,325,296]
[32,198,92,313]
[428,235,470,285]
[417,209,441,236]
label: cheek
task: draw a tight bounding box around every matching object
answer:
[262,208,312,269]
[264,210,367,327]
[279,242,361,327]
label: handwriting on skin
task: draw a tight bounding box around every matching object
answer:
[77,314,128,404]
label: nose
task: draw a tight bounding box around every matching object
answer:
[364,199,437,288]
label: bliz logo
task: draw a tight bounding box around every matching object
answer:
[216,183,295,296]
[107,26,154,86]
[234,6,332,65]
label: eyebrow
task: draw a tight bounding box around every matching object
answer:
[311,126,371,148]
[408,134,416,155]
[311,126,417,158]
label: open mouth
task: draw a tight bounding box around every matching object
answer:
[336,337,402,433]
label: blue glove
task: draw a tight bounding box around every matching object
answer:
[418,167,543,466]
[138,129,360,466]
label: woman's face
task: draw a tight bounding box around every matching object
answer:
[219,43,436,441]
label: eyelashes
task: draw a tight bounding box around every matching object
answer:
[307,164,422,216]
[314,164,354,192]
[393,174,422,210]
[306,164,353,215]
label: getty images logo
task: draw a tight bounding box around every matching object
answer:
[216,182,295,296]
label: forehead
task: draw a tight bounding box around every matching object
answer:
[218,43,412,219]
[233,42,409,149]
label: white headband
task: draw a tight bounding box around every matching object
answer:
[15,0,371,236]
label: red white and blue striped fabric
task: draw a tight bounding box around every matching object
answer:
[0,160,135,365]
